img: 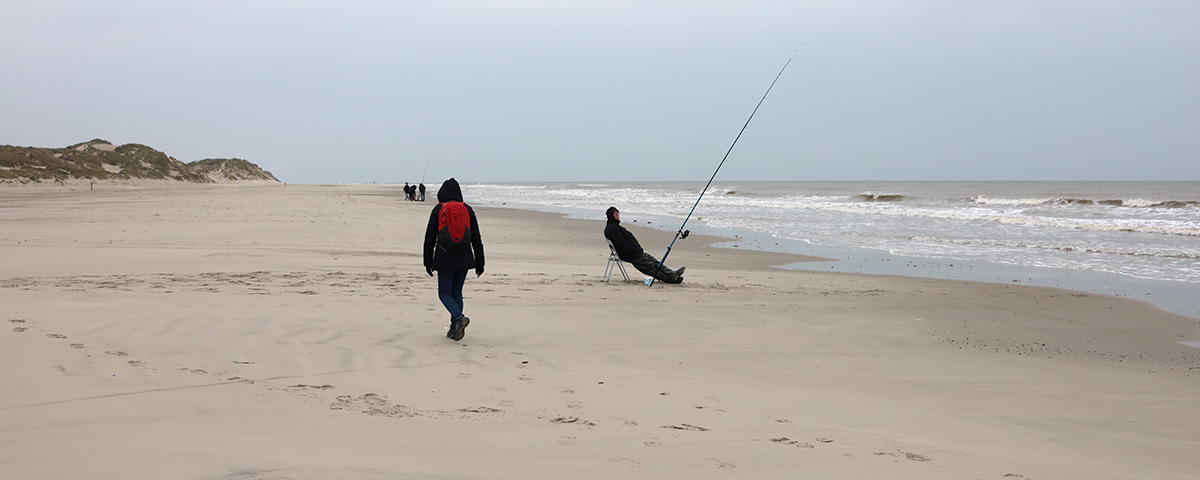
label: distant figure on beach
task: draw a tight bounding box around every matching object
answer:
[404,183,413,201]
[424,178,485,341]
[418,183,426,201]
[604,207,684,284]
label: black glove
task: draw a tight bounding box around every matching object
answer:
[475,266,484,277]
[426,266,434,277]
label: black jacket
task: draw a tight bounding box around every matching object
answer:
[424,178,485,271]
[604,218,643,262]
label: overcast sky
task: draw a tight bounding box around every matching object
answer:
[2,1,1197,183]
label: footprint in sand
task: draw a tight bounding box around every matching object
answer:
[550,416,595,426]
[519,375,533,381]
[12,327,26,333]
[557,436,576,446]
[290,384,335,390]
[711,460,737,469]
[604,457,643,468]
[771,437,815,448]
[457,373,472,379]
[46,333,67,339]
[874,450,932,462]
[662,424,711,432]
[459,407,502,414]
[70,343,84,349]
[331,393,417,419]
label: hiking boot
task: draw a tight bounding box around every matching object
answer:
[450,315,470,341]
[675,266,685,277]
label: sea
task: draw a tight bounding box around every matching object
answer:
[455,181,1199,321]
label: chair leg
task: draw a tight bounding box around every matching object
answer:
[616,259,630,282]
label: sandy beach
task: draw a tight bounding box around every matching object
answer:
[2,182,1198,479]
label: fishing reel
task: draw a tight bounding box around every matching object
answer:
[679,229,690,239]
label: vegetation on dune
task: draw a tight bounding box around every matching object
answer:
[0,139,277,183]
[189,157,279,182]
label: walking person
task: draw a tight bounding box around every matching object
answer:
[423,178,485,340]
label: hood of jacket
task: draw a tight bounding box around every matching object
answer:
[437,178,464,203]
[606,206,619,224]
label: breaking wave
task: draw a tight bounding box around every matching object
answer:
[972,196,1199,209]
[856,193,909,202]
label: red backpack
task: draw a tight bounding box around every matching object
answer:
[437,201,472,252]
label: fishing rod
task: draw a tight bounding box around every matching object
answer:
[648,54,794,286]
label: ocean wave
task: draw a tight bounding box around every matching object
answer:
[856,193,908,202]
[907,236,1200,260]
[970,196,1052,206]
[631,193,1200,238]
[470,184,1199,238]
[1096,198,1199,208]
[972,196,1198,209]
[1147,200,1200,208]
[796,203,1200,237]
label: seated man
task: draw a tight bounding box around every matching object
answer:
[604,207,685,284]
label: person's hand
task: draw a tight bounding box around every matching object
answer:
[475,266,484,277]
[426,266,434,277]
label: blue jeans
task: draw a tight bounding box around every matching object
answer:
[437,269,468,321]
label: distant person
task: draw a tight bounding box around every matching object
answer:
[604,207,684,284]
[424,178,485,341]
[404,183,413,201]
[418,183,426,201]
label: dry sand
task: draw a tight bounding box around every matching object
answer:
[2,183,1198,479]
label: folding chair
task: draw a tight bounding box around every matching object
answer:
[603,239,631,282]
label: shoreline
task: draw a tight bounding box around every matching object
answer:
[478,203,1200,348]
[3,183,1199,479]
[472,192,1200,320]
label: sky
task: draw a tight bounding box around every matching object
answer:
[2,1,1197,183]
